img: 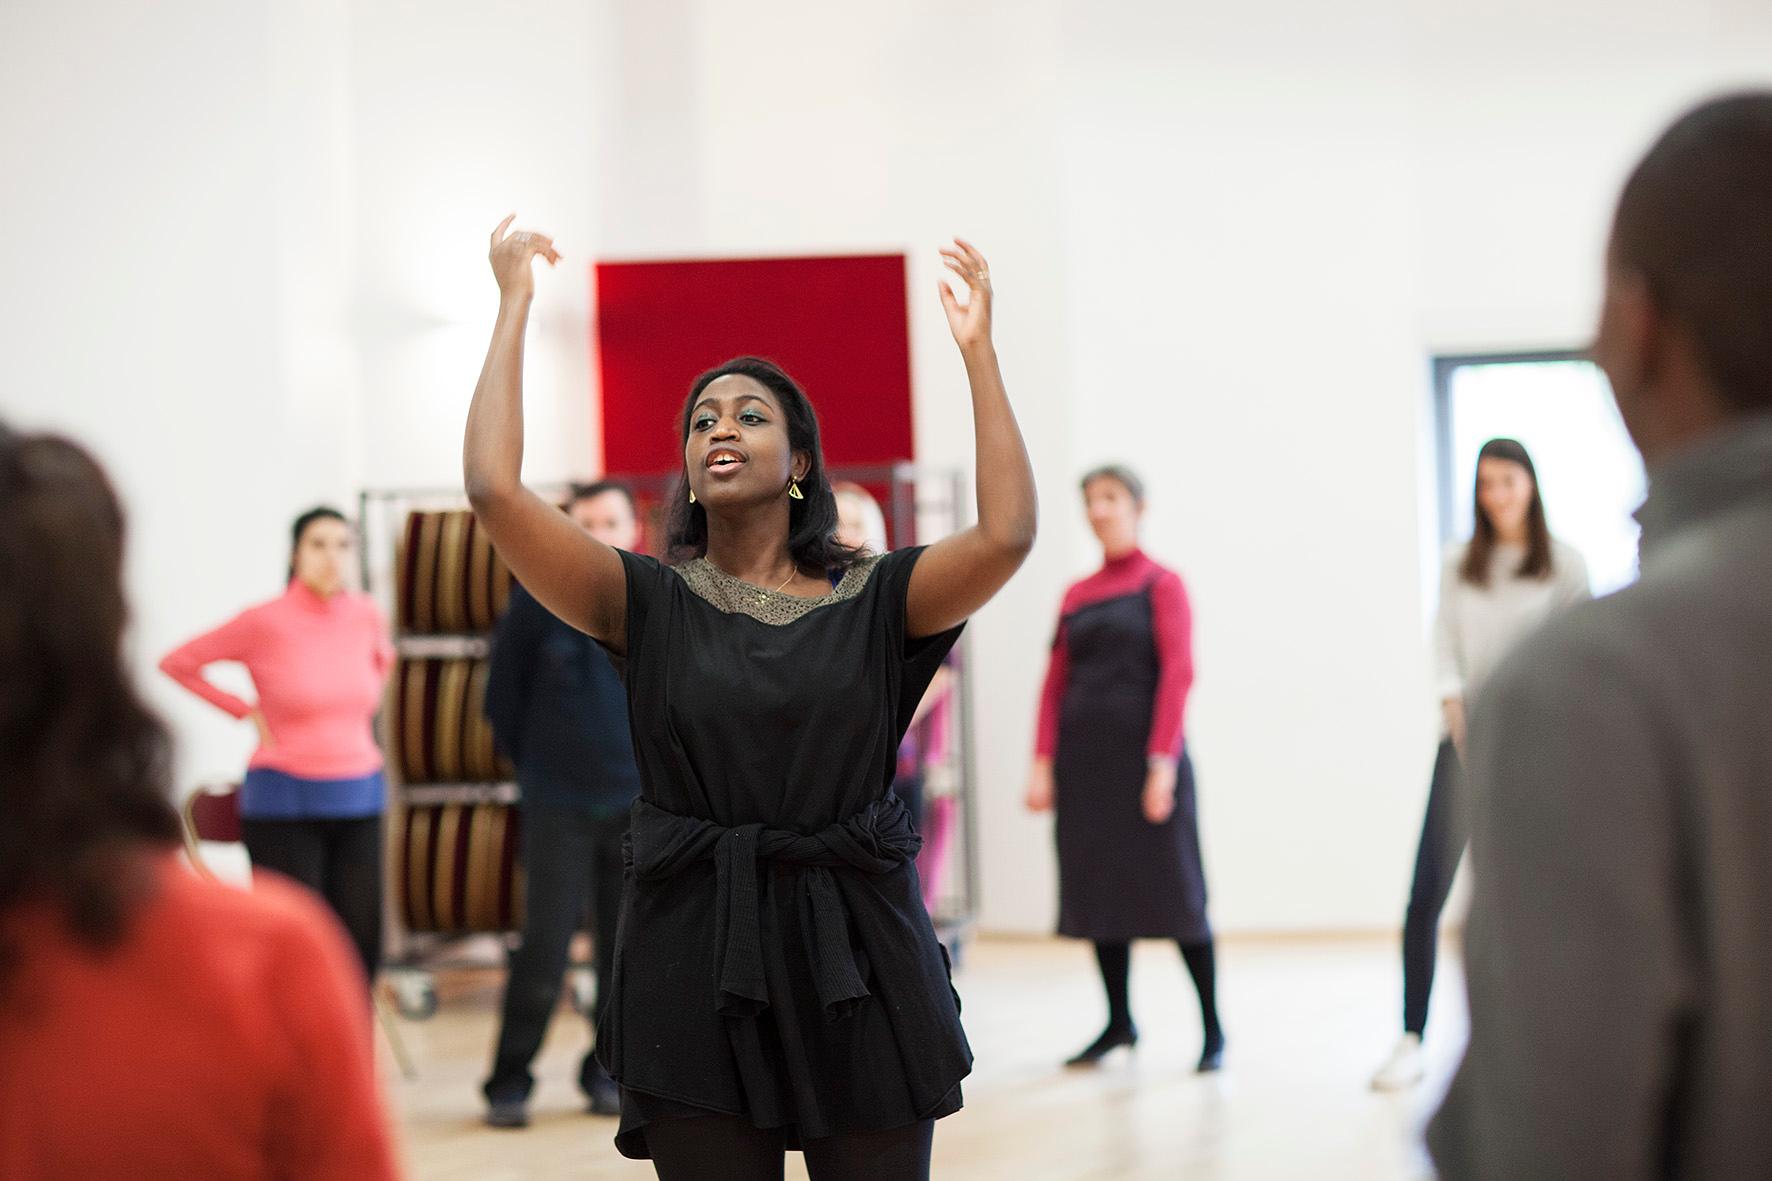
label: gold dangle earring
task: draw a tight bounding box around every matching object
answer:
[788,478,804,500]
[688,487,696,504]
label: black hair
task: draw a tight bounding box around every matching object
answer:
[1613,92,1772,413]
[0,422,179,989]
[1080,463,1146,507]
[568,480,638,514]
[1460,438,1555,586]
[663,357,866,573]
[287,505,348,584]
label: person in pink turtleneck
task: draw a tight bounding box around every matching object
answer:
[160,508,394,982]
[1026,464,1224,1073]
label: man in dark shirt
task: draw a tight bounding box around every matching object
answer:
[1429,94,1772,1178]
[482,482,642,1126]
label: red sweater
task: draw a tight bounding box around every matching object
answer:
[0,852,401,1180]
[160,582,394,780]
[1035,548,1195,760]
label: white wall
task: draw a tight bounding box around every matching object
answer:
[5,0,1771,932]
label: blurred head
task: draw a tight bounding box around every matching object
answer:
[1596,92,1772,466]
[568,481,640,551]
[665,356,863,571]
[0,423,178,984]
[832,482,889,555]
[288,507,352,596]
[1080,464,1145,558]
[1475,444,1539,539]
[1461,439,1554,585]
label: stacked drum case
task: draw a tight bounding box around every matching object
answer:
[391,509,523,939]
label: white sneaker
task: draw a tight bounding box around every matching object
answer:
[1370,1033,1425,1092]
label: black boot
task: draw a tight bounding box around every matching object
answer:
[1195,1028,1225,1073]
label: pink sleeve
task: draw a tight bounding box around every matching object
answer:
[264,893,402,1181]
[158,612,259,720]
[1146,571,1194,759]
[1034,618,1071,759]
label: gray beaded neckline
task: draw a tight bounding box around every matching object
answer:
[674,554,882,625]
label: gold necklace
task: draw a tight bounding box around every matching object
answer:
[764,568,796,601]
[708,559,797,604]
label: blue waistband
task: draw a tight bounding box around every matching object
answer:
[240,768,386,820]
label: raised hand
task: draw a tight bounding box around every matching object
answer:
[938,238,993,353]
[489,214,561,302]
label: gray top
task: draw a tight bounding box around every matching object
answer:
[1428,413,1772,1179]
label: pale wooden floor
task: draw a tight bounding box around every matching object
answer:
[384,935,1466,1180]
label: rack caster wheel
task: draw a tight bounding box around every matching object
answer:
[390,970,438,1020]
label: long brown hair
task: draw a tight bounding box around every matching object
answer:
[0,424,179,987]
[1459,437,1554,587]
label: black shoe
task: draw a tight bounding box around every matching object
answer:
[1065,1025,1139,1067]
[1195,1031,1226,1074]
[485,1100,529,1129]
[584,1058,621,1117]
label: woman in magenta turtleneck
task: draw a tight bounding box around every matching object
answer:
[160,507,393,982]
[1026,464,1224,1072]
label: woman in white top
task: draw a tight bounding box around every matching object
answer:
[1371,437,1590,1091]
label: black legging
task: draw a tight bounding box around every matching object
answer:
[1094,938,1222,1046]
[645,1115,934,1181]
[241,814,383,983]
[1401,739,1467,1035]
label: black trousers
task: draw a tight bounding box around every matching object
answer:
[241,814,383,984]
[485,805,628,1104]
[1401,740,1468,1035]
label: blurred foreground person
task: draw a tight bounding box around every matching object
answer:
[1429,93,1772,1178]
[0,424,400,1181]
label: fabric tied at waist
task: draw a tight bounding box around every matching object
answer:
[626,793,922,1022]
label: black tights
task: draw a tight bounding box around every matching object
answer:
[645,1115,934,1181]
[1094,938,1223,1048]
[241,815,382,983]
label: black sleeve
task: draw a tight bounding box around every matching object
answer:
[873,547,965,736]
[610,548,665,666]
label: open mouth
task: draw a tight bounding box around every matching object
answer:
[706,449,747,472]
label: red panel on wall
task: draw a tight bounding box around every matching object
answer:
[595,254,913,477]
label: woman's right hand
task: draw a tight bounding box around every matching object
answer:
[488,214,560,302]
[1025,759,1055,812]
[249,708,274,750]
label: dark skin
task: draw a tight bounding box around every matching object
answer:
[1591,244,1735,467]
[464,216,1036,651]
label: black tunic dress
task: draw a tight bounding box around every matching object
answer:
[595,547,970,1159]
[1052,585,1211,943]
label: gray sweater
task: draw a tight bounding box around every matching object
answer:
[1428,413,1772,1179]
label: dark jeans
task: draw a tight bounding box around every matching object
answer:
[484,805,628,1104]
[241,814,383,984]
[1402,740,1468,1035]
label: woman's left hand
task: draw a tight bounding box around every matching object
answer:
[1141,760,1177,825]
[938,238,993,352]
